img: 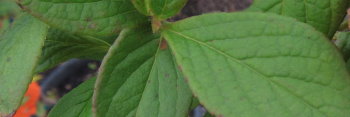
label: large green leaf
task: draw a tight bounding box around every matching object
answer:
[48,78,96,117]
[93,26,192,117]
[247,0,349,38]
[19,0,147,37]
[0,14,48,114]
[35,28,112,73]
[132,0,187,20]
[162,12,350,117]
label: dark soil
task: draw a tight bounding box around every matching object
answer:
[170,0,253,21]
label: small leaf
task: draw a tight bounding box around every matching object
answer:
[247,0,349,38]
[35,28,113,73]
[19,0,148,37]
[0,14,48,114]
[132,0,187,20]
[335,32,350,60]
[48,78,96,117]
[93,25,192,117]
[162,12,350,117]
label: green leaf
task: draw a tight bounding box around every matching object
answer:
[19,0,148,37]
[189,97,200,111]
[346,60,350,72]
[35,28,112,73]
[48,78,96,117]
[204,112,213,117]
[335,32,350,60]
[247,0,349,38]
[162,12,350,117]
[132,0,187,20]
[0,0,20,17]
[0,14,48,114]
[0,18,10,34]
[93,26,192,117]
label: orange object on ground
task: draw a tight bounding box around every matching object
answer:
[13,82,41,117]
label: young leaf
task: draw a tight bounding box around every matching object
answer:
[162,12,350,117]
[0,14,48,114]
[132,0,187,20]
[48,78,96,117]
[93,26,192,117]
[35,28,112,73]
[18,0,147,37]
[247,0,349,38]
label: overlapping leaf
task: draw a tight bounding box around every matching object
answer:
[0,14,48,114]
[19,0,147,37]
[247,0,349,38]
[35,28,113,73]
[335,31,350,72]
[162,12,350,117]
[93,26,192,117]
[132,0,187,20]
[48,78,96,117]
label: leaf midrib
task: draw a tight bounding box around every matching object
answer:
[165,29,327,116]
[134,38,161,117]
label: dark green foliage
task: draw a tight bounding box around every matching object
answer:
[1,0,350,117]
